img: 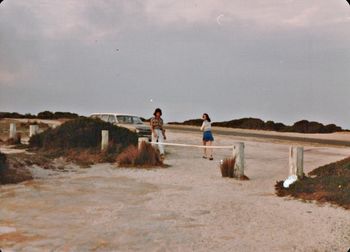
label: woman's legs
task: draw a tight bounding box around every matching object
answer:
[203,141,207,158]
[207,141,213,159]
[156,129,165,155]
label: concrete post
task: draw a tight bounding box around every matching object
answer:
[101,130,109,151]
[29,125,39,137]
[9,123,16,140]
[234,142,245,177]
[289,146,304,179]
[138,137,149,150]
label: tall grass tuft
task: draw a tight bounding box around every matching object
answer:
[220,158,236,178]
[117,142,163,167]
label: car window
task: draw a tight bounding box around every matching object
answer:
[116,116,124,123]
[132,117,143,124]
[101,115,109,122]
[108,115,116,123]
[117,116,133,124]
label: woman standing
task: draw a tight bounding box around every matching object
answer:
[201,113,214,160]
[150,108,166,158]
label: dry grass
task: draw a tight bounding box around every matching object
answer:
[0,152,33,185]
[220,158,236,178]
[117,142,163,168]
[6,133,22,145]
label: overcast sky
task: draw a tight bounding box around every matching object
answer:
[0,1,349,126]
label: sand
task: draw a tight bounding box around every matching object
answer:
[0,130,350,251]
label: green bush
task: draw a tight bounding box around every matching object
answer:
[29,117,138,152]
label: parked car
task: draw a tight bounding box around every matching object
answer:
[90,113,151,140]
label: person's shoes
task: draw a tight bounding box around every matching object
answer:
[202,156,207,159]
[209,156,214,161]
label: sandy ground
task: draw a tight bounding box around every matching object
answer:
[0,131,350,251]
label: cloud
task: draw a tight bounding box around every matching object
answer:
[142,0,350,29]
[2,0,349,42]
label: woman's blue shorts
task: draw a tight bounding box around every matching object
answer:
[203,131,214,142]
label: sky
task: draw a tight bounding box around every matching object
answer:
[0,0,350,127]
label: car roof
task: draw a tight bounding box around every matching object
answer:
[90,113,142,117]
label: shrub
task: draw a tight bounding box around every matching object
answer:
[0,111,80,120]
[291,120,343,134]
[276,156,350,209]
[29,117,138,156]
[169,119,203,126]
[116,146,139,166]
[0,151,7,171]
[117,142,163,167]
[7,133,21,145]
[37,111,55,119]
[0,152,33,184]
[134,142,162,166]
[100,141,123,163]
[220,158,236,178]
[53,111,79,119]
[0,112,30,119]
[171,117,344,134]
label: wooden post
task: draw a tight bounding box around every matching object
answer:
[138,137,149,150]
[29,125,39,137]
[234,142,245,177]
[101,130,109,151]
[9,123,16,140]
[289,146,304,179]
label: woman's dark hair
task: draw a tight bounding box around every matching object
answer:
[203,113,211,122]
[153,108,162,116]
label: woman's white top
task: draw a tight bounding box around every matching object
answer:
[201,120,211,132]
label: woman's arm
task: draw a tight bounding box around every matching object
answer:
[200,121,205,131]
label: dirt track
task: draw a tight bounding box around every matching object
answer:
[1,130,350,251]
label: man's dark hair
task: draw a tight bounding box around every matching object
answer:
[153,108,162,116]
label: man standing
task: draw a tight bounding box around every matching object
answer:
[150,108,166,159]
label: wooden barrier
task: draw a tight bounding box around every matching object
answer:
[289,146,304,179]
[101,130,109,151]
[29,125,39,137]
[233,142,245,178]
[9,123,17,140]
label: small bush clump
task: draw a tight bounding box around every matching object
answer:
[276,157,350,209]
[117,142,163,167]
